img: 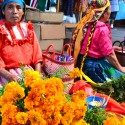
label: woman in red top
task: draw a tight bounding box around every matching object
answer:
[0,0,43,86]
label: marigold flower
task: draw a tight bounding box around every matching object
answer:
[4,82,25,102]
[24,90,41,110]
[45,77,64,96]
[74,100,87,119]
[120,117,125,125]
[1,103,19,124]
[120,117,125,124]
[28,110,46,125]
[0,70,89,124]
[71,118,90,125]
[24,70,41,88]
[104,115,120,125]
[69,68,81,78]
[61,112,74,125]
[62,102,76,114]
[72,90,87,102]
[16,112,28,124]
[31,79,46,95]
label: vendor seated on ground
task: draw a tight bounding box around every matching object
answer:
[72,0,125,83]
[0,0,44,87]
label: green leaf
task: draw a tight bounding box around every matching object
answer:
[65,94,72,102]
[41,94,46,99]
[16,99,26,111]
[94,75,125,102]
[52,68,69,78]
[84,107,107,125]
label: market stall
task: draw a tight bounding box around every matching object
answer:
[0,69,125,125]
[0,0,125,125]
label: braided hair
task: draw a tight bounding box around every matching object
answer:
[80,20,98,70]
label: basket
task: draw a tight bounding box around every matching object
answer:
[113,40,125,66]
[42,44,75,94]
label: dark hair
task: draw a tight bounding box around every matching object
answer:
[100,6,109,18]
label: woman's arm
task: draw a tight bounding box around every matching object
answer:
[0,69,19,82]
[35,62,42,73]
[35,62,46,77]
[106,51,125,72]
[113,46,122,51]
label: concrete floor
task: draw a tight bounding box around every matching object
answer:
[111,27,125,42]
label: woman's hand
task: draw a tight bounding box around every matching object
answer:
[0,69,19,82]
[106,51,124,72]
[120,66,125,73]
[6,74,19,82]
[113,46,122,51]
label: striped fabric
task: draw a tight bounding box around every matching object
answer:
[76,54,124,83]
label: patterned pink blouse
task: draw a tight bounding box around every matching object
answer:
[80,21,114,58]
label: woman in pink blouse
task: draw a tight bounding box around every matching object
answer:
[72,0,125,83]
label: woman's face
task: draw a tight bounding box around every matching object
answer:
[2,2,24,24]
[104,6,111,22]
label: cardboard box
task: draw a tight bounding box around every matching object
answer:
[39,12,64,23]
[33,23,41,40]
[25,9,64,23]
[25,9,40,22]
[40,24,66,40]
[39,39,64,52]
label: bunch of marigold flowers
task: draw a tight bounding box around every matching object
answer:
[0,70,89,125]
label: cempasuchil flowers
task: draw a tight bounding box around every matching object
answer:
[0,70,88,125]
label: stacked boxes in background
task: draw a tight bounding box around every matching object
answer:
[25,9,65,52]
[40,24,65,51]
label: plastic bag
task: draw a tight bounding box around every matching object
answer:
[70,80,125,115]
[69,80,93,96]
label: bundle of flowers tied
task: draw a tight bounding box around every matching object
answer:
[0,70,88,125]
[0,69,125,125]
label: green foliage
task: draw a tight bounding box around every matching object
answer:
[52,67,69,78]
[84,107,107,125]
[0,84,7,96]
[65,94,72,102]
[16,99,27,112]
[94,75,125,102]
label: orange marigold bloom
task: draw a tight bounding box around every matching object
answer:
[104,115,120,125]
[24,70,41,88]
[69,68,81,78]
[1,103,19,124]
[61,112,74,125]
[45,77,64,96]
[24,90,42,110]
[16,112,28,124]
[0,70,88,125]
[28,110,46,125]
[0,95,11,106]
[120,117,125,124]
[74,100,87,119]
[72,90,87,102]
[71,118,90,125]
[31,79,46,95]
[62,102,76,114]
[51,112,62,125]
[2,82,25,103]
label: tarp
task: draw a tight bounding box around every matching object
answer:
[115,1,125,20]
